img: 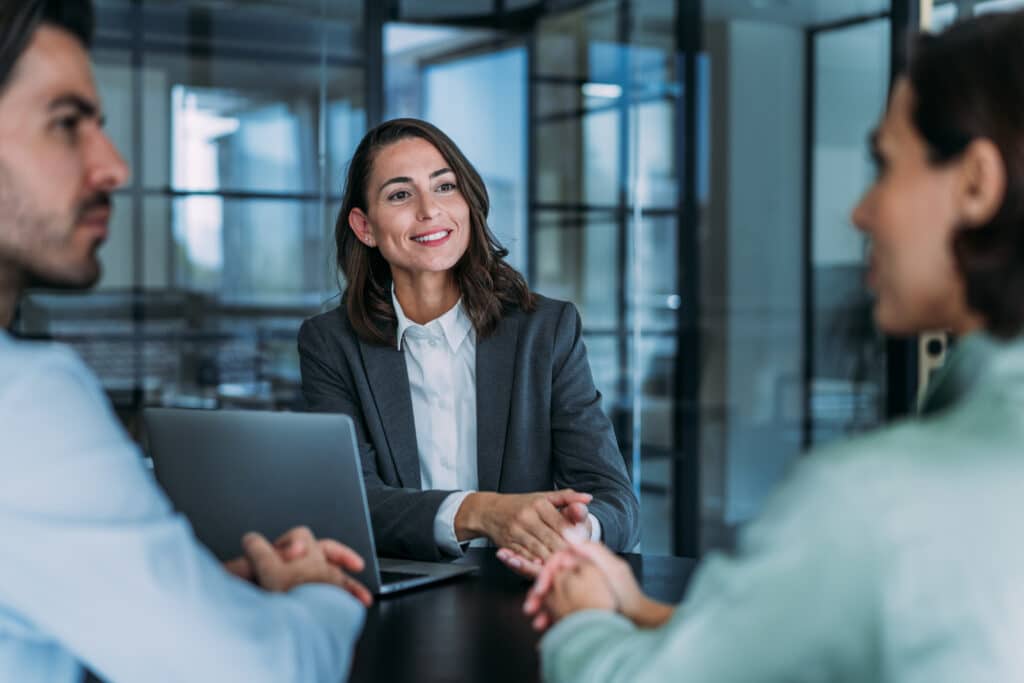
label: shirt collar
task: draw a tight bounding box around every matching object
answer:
[391,287,473,353]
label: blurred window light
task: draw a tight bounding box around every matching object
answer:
[581,82,623,99]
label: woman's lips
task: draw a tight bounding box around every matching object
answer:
[865,260,879,290]
[411,229,453,247]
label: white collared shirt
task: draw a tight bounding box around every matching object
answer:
[391,289,601,556]
[392,289,482,555]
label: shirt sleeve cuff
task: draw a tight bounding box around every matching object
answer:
[434,490,477,556]
[587,513,602,542]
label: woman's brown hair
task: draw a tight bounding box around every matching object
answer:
[908,9,1024,337]
[335,118,535,346]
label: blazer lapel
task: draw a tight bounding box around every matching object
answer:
[476,315,520,492]
[358,338,421,488]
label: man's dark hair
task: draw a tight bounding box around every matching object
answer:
[908,9,1024,337]
[0,0,93,93]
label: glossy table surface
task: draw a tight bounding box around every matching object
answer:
[349,549,698,683]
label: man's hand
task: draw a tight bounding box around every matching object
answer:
[456,489,592,566]
[223,526,311,580]
[227,526,373,607]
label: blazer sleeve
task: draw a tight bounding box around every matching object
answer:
[297,317,455,561]
[549,302,641,551]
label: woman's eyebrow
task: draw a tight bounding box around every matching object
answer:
[378,168,453,193]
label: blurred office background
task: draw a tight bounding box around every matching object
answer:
[13,0,1022,556]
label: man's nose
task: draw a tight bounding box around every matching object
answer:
[85,128,130,192]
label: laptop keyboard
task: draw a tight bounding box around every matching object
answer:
[380,570,426,585]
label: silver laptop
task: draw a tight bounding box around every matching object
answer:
[144,408,475,595]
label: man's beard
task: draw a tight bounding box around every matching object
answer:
[0,181,111,292]
[27,193,112,290]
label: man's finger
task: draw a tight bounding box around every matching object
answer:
[223,556,253,581]
[276,526,315,547]
[319,539,365,573]
[330,567,374,607]
[275,534,306,560]
[242,532,281,578]
[274,526,316,560]
[280,540,308,561]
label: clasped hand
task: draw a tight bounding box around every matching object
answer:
[457,489,593,578]
[223,526,373,607]
[521,538,673,631]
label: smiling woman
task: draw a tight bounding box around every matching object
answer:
[337,118,534,345]
[298,118,640,566]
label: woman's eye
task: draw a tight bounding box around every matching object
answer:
[437,182,457,193]
[868,147,888,179]
[388,190,410,201]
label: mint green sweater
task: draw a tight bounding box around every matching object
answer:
[541,334,1024,682]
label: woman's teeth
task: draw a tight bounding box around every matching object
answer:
[413,230,448,243]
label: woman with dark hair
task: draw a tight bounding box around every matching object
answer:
[526,9,1024,682]
[299,118,639,566]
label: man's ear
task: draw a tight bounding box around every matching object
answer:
[958,138,1006,229]
[348,208,376,247]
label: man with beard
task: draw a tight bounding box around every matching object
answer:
[0,2,369,681]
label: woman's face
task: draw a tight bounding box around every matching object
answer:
[851,78,980,335]
[349,136,472,284]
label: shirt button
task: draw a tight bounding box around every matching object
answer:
[429,340,438,348]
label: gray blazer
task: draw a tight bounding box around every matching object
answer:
[297,294,640,561]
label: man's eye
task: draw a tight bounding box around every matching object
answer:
[55,115,82,140]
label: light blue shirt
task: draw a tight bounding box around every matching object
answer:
[542,332,1024,682]
[0,331,364,683]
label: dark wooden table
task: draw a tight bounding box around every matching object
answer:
[349,549,697,683]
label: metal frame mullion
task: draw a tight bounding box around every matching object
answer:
[130,0,145,414]
[614,0,632,453]
[801,28,816,450]
[673,0,702,558]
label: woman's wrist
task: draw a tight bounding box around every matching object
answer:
[454,491,492,540]
[626,595,675,628]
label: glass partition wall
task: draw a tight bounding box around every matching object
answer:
[17,0,366,414]
[12,0,927,557]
